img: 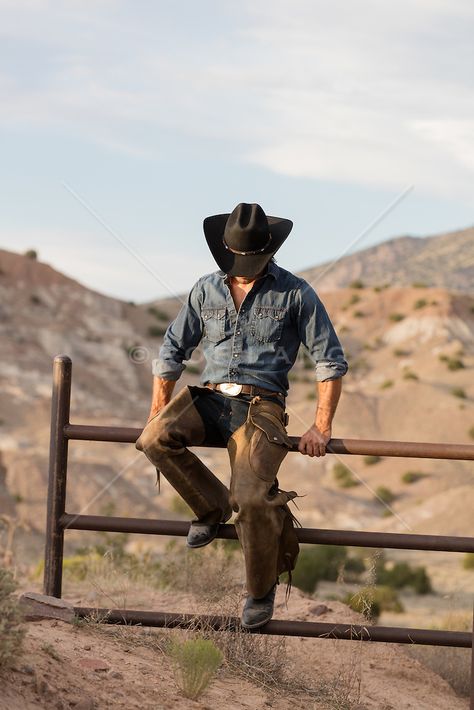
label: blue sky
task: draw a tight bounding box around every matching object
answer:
[1,0,473,302]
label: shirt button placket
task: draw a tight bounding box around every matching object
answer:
[230,308,245,379]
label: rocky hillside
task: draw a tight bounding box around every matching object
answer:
[299,226,474,292]
[0,235,473,639]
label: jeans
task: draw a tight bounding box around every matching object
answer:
[190,387,285,447]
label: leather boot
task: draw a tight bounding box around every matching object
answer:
[227,396,300,600]
[241,582,278,629]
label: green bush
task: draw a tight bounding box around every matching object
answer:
[348,294,361,305]
[353,310,365,318]
[147,306,168,321]
[413,298,428,309]
[375,559,432,594]
[389,313,405,322]
[148,325,167,337]
[344,556,366,576]
[411,567,433,594]
[364,455,382,466]
[446,358,465,371]
[375,486,396,504]
[349,279,364,289]
[169,637,222,699]
[462,553,474,570]
[401,471,426,484]
[403,370,419,381]
[393,348,411,357]
[30,294,42,305]
[0,567,26,669]
[287,545,349,594]
[451,387,467,399]
[24,249,37,259]
[343,585,404,621]
[412,281,428,288]
[380,379,394,389]
[468,426,474,441]
[333,462,359,488]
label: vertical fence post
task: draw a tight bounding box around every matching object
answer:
[471,601,474,710]
[43,355,72,598]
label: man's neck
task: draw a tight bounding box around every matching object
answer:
[229,265,268,286]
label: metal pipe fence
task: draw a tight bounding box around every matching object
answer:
[44,355,474,706]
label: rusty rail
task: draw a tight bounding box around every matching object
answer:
[60,514,474,553]
[73,607,472,646]
[63,421,474,459]
[44,355,474,707]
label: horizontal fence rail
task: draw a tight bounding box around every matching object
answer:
[60,514,474,553]
[63,422,474,459]
[73,607,472,648]
[44,355,474,708]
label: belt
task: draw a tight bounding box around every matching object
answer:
[205,382,285,402]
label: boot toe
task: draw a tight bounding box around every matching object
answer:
[186,522,220,548]
[241,584,277,629]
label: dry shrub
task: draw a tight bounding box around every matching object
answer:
[0,567,25,670]
[162,585,364,708]
[159,539,244,602]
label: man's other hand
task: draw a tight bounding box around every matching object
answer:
[298,424,331,457]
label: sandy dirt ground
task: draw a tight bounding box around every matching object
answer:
[0,583,470,710]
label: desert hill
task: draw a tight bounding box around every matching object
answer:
[0,234,473,665]
[298,226,474,292]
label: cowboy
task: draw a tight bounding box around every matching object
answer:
[135,203,348,629]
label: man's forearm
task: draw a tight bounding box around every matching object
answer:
[314,377,342,431]
[148,376,176,419]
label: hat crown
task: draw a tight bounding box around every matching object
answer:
[223,203,270,254]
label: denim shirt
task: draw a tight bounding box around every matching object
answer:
[152,261,349,396]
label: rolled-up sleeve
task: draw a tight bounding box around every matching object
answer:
[296,281,349,382]
[152,279,204,380]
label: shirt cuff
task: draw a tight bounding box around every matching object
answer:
[315,360,349,382]
[151,358,185,380]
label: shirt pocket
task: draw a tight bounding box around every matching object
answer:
[202,307,227,343]
[251,306,286,343]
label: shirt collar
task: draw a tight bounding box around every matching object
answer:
[217,261,279,281]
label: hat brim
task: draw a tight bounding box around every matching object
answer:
[203,213,293,277]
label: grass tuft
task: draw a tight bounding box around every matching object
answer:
[169,637,222,699]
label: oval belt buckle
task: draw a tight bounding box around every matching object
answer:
[220,382,243,396]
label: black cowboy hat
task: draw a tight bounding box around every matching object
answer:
[203,202,293,277]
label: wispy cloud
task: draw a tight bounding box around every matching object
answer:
[1,0,473,199]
